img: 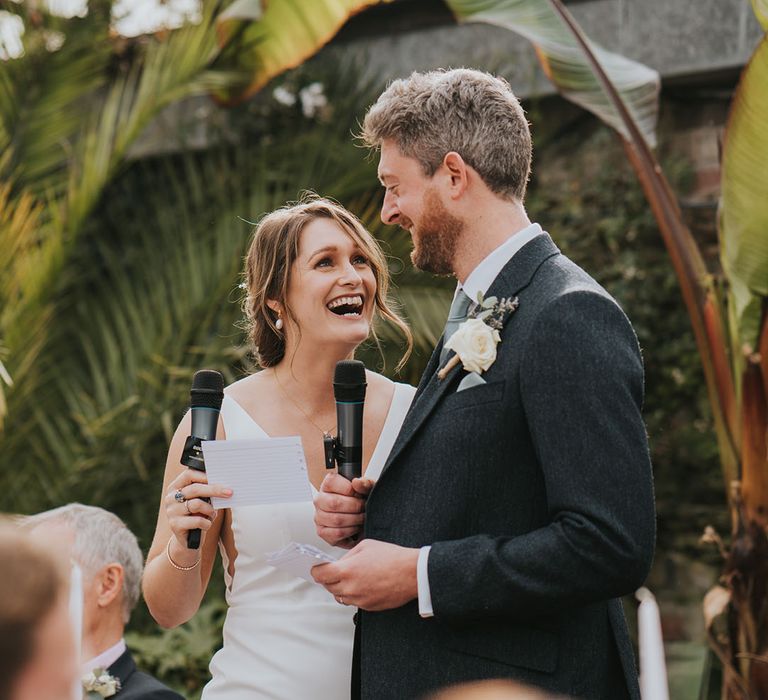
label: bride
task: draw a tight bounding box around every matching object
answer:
[142,196,415,699]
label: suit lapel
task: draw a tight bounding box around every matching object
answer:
[108,649,136,693]
[378,233,560,478]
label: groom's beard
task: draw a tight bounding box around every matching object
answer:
[409,189,463,276]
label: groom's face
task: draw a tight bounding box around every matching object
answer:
[378,140,463,275]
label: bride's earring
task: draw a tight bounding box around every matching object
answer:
[275,314,283,331]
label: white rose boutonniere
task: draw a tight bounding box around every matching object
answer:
[442,318,501,374]
[83,668,121,698]
[437,293,519,380]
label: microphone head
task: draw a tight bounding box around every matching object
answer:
[333,360,367,403]
[190,369,225,410]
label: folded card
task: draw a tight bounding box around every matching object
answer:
[266,542,338,583]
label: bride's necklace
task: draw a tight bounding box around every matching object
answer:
[273,369,336,438]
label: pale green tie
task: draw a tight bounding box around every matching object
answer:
[440,289,473,365]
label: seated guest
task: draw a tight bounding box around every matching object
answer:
[0,521,78,700]
[27,505,183,700]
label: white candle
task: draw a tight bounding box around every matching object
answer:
[69,563,83,700]
[636,587,669,700]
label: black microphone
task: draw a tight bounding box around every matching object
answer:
[180,369,224,549]
[333,360,367,480]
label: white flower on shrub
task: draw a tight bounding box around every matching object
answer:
[299,82,328,118]
[273,86,297,107]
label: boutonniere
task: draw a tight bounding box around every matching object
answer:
[83,668,121,698]
[437,293,519,380]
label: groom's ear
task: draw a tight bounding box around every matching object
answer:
[442,151,469,199]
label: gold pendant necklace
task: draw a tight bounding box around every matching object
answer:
[273,369,336,437]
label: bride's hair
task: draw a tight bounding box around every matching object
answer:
[242,193,412,370]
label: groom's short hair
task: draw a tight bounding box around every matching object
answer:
[26,504,143,624]
[361,68,532,201]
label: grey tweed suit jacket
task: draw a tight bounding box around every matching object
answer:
[360,233,656,700]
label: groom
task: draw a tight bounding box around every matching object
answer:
[313,68,655,699]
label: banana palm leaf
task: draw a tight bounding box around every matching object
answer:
[719,35,768,353]
[445,0,660,147]
[213,0,394,104]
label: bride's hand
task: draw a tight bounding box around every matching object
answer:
[314,473,373,549]
[165,469,232,549]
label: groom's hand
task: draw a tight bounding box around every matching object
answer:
[314,473,374,549]
[311,539,419,611]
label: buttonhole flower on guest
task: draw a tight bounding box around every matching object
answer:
[438,293,519,380]
[83,667,121,698]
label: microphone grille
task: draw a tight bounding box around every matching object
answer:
[333,360,367,402]
[190,369,225,409]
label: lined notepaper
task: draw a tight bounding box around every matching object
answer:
[201,437,312,508]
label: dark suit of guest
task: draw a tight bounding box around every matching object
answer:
[360,232,656,700]
[108,650,183,700]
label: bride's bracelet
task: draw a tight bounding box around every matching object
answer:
[166,537,201,571]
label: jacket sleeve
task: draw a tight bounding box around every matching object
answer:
[427,290,656,622]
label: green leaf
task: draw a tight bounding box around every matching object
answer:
[719,35,768,351]
[445,0,660,147]
[214,0,393,104]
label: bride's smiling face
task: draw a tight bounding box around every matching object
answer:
[281,217,377,350]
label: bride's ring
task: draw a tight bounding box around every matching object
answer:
[336,595,345,605]
[174,489,186,503]
[185,500,192,514]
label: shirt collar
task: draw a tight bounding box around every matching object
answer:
[82,638,127,675]
[458,223,543,304]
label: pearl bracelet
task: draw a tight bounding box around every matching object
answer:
[166,537,200,571]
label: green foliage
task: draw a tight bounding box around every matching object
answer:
[126,598,227,699]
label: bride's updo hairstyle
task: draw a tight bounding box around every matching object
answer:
[243,194,412,369]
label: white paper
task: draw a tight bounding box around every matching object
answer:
[267,542,338,583]
[201,437,312,508]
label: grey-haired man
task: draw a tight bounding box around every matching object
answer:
[28,504,183,700]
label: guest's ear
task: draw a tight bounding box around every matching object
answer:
[95,563,124,609]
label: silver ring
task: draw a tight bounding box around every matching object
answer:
[174,489,186,503]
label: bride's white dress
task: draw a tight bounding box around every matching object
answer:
[201,382,416,700]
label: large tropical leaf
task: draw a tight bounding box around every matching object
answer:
[213,0,394,104]
[719,35,768,352]
[445,0,660,147]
